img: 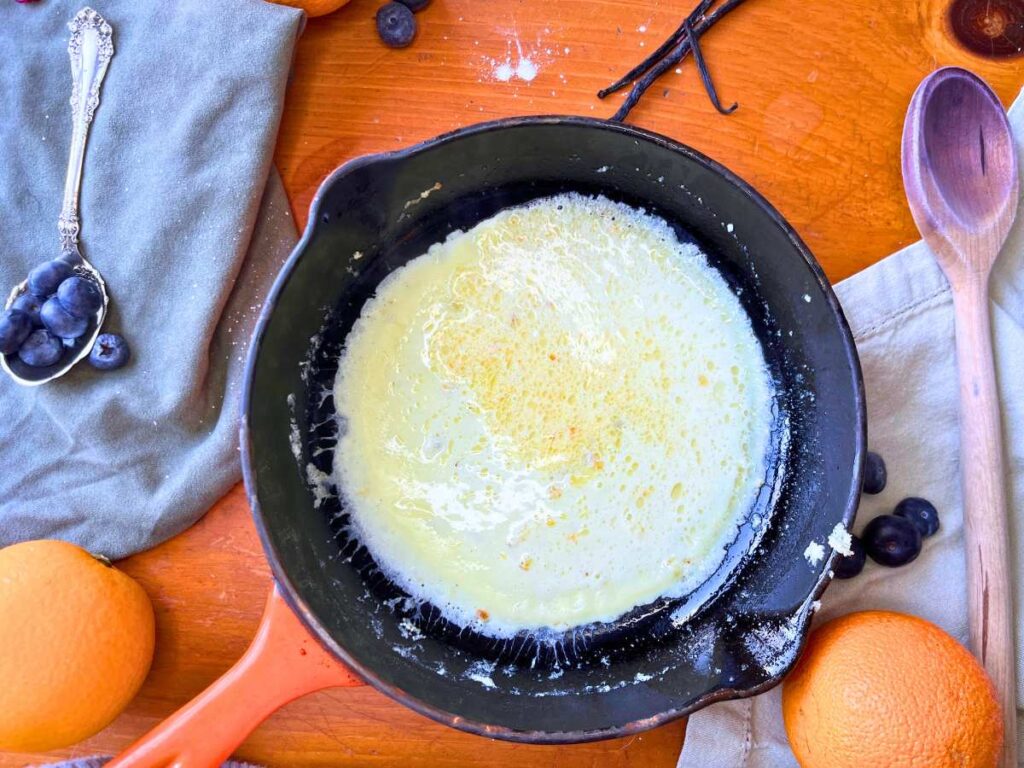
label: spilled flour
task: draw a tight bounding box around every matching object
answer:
[803,523,854,568]
[803,541,825,566]
[827,523,853,556]
[493,57,537,83]
[482,29,551,84]
[465,660,498,689]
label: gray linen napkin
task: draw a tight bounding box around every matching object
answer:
[679,86,1024,766]
[0,0,303,558]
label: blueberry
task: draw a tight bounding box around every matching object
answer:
[0,309,33,355]
[40,296,88,339]
[376,2,416,48]
[88,333,130,371]
[862,514,921,567]
[894,497,940,538]
[396,0,430,10]
[11,293,42,326]
[18,329,63,367]
[57,276,103,318]
[57,251,84,268]
[862,451,887,494]
[27,259,73,298]
[833,535,867,579]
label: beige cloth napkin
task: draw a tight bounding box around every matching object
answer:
[679,86,1024,767]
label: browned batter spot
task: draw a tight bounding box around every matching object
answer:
[948,0,1024,59]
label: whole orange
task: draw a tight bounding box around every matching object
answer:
[264,0,352,17]
[783,611,1002,768]
[0,540,155,751]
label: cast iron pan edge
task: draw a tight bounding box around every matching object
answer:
[241,115,866,743]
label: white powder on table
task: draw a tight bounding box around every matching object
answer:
[515,57,538,82]
[494,62,514,81]
[482,29,552,84]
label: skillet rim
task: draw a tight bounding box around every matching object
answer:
[240,114,867,743]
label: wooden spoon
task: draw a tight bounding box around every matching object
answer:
[902,67,1018,766]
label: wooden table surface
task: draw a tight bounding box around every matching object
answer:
[7,0,1023,766]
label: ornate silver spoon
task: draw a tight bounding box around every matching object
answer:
[2,7,113,386]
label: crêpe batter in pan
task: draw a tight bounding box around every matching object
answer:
[332,194,774,636]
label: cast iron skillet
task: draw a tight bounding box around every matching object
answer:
[111,116,865,764]
[248,114,865,736]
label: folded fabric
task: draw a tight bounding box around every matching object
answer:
[0,0,303,559]
[679,86,1024,766]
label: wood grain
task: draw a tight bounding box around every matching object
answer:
[953,280,1018,767]
[5,0,1023,765]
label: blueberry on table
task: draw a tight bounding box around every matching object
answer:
[397,0,430,10]
[833,535,866,579]
[88,333,130,371]
[894,497,940,538]
[0,310,33,355]
[27,259,73,298]
[11,293,42,326]
[40,296,88,339]
[862,451,887,494]
[863,514,921,567]
[376,2,416,48]
[57,276,103,318]
[18,329,63,367]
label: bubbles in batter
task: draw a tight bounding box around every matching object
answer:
[332,193,775,637]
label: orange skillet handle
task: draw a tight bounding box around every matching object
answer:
[108,586,365,768]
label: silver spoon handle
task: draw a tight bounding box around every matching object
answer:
[59,7,113,253]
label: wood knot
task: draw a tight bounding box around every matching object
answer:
[948,0,1024,58]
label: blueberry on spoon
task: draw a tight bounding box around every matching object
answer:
[57,250,84,268]
[40,297,88,339]
[18,329,64,367]
[11,294,42,326]
[0,310,33,355]
[57,276,103,318]
[27,259,73,298]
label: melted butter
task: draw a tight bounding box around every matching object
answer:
[333,194,774,636]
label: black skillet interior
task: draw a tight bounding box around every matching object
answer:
[242,117,865,742]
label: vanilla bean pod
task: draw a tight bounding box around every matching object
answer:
[609,38,690,121]
[684,19,737,114]
[606,0,751,123]
[598,0,714,99]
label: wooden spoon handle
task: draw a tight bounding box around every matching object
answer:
[952,278,1017,766]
